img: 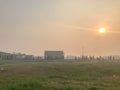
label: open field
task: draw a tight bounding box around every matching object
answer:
[0,61,120,90]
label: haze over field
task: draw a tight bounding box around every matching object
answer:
[0,0,120,56]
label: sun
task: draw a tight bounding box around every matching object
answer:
[98,28,106,33]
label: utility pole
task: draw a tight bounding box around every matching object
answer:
[82,46,84,60]
[82,46,84,57]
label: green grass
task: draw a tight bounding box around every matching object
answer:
[0,61,120,90]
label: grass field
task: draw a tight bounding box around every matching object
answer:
[0,61,120,90]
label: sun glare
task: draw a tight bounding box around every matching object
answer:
[99,28,106,33]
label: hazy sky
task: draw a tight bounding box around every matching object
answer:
[0,0,120,56]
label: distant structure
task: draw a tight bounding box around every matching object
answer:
[65,55,77,60]
[0,51,42,61]
[44,51,64,60]
[1,51,120,61]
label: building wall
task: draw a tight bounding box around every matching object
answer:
[44,51,64,60]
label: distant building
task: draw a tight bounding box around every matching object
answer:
[65,55,77,60]
[0,51,42,61]
[44,51,64,60]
